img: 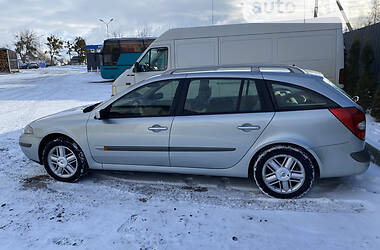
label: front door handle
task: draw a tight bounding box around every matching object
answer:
[148,125,168,132]
[237,123,261,132]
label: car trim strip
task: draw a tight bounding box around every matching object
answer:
[101,146,235,152]
[19,142,32,148]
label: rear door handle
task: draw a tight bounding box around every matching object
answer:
[148,125,168,132]
[237,123,261,132]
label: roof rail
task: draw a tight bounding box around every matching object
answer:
[166,64,306,74]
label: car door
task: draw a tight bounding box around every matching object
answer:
[134,47,169,83]
[87,78,180,166]
[169,77,275,169]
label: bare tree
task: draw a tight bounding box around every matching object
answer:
[136,25,152,38]
[14,30,40,63]
[368,0,380,25]
[112,30,123,38]
[36,50,50,62]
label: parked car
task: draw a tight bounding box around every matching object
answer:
[19,65,369,198]
[27,62,39,69]
[112,18,344,95]
[70,56,79,65]
[20,62,40,69]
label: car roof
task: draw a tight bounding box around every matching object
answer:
[143,70,323,86]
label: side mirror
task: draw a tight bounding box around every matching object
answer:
[133,62,140,73]
[94,108,109,120]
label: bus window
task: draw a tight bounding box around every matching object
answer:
[100,38,155,80]
[102,40,120,66]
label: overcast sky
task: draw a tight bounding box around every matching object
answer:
[0,0,372,49]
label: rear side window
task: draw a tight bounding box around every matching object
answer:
[183,78,272,115]
[269,81,338,110]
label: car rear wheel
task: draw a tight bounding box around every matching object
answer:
[253,145,315,199]
[42,138,88,182]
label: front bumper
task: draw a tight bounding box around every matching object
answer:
[19,134,41,164]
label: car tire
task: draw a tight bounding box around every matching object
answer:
[253,145,315,199]
[42,138,88,182]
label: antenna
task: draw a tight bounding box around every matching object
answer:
[336,0,353,31]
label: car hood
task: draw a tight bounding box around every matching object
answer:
[32,105,89,124]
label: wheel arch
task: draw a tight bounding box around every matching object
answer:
[38,133,83,164]
[248,142,321,180]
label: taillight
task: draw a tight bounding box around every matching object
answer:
[339,68,344,85]
[329,107,366,140]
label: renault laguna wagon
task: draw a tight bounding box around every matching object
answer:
[19,65,370,198]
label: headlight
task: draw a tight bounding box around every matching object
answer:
[24,125,34,135]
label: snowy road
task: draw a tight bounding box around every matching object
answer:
[1,67,380,249]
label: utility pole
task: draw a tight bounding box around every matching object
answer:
[211,0,214,25]
[99,18,114,38]
[314,0,319,18]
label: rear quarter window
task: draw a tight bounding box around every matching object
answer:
[268,80,339,111]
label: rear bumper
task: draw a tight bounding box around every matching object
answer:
[351,148,371,163]
[19,134,41,164]
[313,142,370,178]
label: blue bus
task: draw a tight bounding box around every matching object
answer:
[100,38,155,80]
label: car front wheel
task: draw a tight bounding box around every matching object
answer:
[253,145,315,199]
[42,138,88,182]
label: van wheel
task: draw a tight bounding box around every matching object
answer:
[253,145,315,199]
[42,138,88,182]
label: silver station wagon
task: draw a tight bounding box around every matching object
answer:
[19,65,370,198]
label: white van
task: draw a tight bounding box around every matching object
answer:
[112,19,344,95]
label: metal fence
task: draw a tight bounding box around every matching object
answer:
[344,22,380,79]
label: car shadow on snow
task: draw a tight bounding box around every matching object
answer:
[66,169,369,213]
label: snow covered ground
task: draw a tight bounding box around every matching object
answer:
[0,66,380,250]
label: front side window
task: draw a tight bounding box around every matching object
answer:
[269,81,338,110]
[109,80,179,118]
[138,48,168,72]
[183,78,267,115]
